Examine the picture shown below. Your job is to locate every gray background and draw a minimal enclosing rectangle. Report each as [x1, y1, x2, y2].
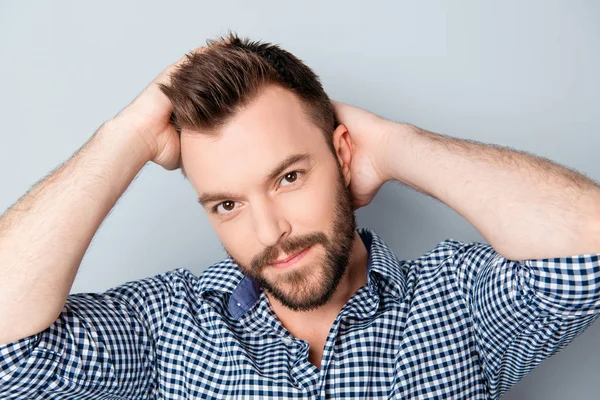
[1, 1, 598, 398]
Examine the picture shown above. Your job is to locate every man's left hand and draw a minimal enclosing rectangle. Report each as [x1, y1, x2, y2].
[331, 99, 407, 210]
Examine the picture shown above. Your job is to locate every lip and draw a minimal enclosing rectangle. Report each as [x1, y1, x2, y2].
[271, 246, 312, 269]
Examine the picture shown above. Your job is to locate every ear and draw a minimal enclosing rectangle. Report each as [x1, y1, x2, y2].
[332, 124, 353, 187]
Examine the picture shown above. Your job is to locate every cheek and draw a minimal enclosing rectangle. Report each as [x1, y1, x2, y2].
[280, 179, 337, 229]
[210, 220, 253, 264]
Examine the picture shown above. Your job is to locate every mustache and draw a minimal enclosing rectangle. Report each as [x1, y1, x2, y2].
[251, 231, 328, 270]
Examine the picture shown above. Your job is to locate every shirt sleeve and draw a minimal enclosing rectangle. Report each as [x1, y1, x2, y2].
[443, 239, 600, 400]
[0, 271, 175, 399]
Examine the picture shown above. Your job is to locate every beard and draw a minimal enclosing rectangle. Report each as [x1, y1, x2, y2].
[226, 162, 357, 312]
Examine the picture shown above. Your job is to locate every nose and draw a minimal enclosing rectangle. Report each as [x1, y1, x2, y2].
[251, 197, 291, 249]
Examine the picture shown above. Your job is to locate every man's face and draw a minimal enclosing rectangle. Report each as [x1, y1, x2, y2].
[181, 85, 357, 312]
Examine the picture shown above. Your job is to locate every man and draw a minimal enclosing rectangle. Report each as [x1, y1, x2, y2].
[0, 32, 598, 399]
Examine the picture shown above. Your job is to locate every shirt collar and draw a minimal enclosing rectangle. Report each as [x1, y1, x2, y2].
[199, 228, 407, 319]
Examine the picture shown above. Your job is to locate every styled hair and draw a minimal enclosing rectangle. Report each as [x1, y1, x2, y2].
[158, 31, 338, 178]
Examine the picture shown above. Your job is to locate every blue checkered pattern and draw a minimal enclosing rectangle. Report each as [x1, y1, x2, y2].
[1, 228, 598, 399]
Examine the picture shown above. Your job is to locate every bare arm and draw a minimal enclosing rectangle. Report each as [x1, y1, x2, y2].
[383, 123, 600, 261]
[0, 56, 186, 345]
[330, 99, 600, 261]
[0, 123, 152, 344]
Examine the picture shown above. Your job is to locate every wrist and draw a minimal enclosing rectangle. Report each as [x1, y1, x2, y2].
[378, 120, 418, 183]
[100, 117, 156, 164]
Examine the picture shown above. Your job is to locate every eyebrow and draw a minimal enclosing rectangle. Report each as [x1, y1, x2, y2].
[197, 153, 312, 207]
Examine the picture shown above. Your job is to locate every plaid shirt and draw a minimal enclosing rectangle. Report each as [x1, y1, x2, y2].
[1, 228, 599, 399]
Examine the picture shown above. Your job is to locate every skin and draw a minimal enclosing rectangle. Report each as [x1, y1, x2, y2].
[7, 41, 595, 366]
[181, 86, 370, 317]
[77, 43, 600, 371]
[115, 52, 394, 364]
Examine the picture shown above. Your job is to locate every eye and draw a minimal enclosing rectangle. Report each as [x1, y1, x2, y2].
[280, 170, 304, 186]
[211, 170, 306, 217]
[212, 200, 238, 215]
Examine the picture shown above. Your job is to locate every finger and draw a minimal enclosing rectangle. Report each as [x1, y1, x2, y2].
[152, 56, 189, 87]
[153, 46, 209, 87]
[331, 99, 354, 124]
[330, 99, 343, 115]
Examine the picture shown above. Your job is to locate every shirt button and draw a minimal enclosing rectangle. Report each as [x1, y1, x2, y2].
[282, 338, 293, 345]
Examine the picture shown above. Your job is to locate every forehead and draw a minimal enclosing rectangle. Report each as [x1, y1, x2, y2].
[181, 85, 327, 192]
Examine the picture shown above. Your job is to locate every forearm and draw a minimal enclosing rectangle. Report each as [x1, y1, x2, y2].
[0, 120, 151, 344]
[384, 123, 600, 261]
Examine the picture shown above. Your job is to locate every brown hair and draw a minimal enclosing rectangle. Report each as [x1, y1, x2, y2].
[158, 31, 338, 178]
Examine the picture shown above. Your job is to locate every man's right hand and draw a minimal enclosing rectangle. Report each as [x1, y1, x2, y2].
[112, 55, 190, 171]
[0, 49, 205, 345]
